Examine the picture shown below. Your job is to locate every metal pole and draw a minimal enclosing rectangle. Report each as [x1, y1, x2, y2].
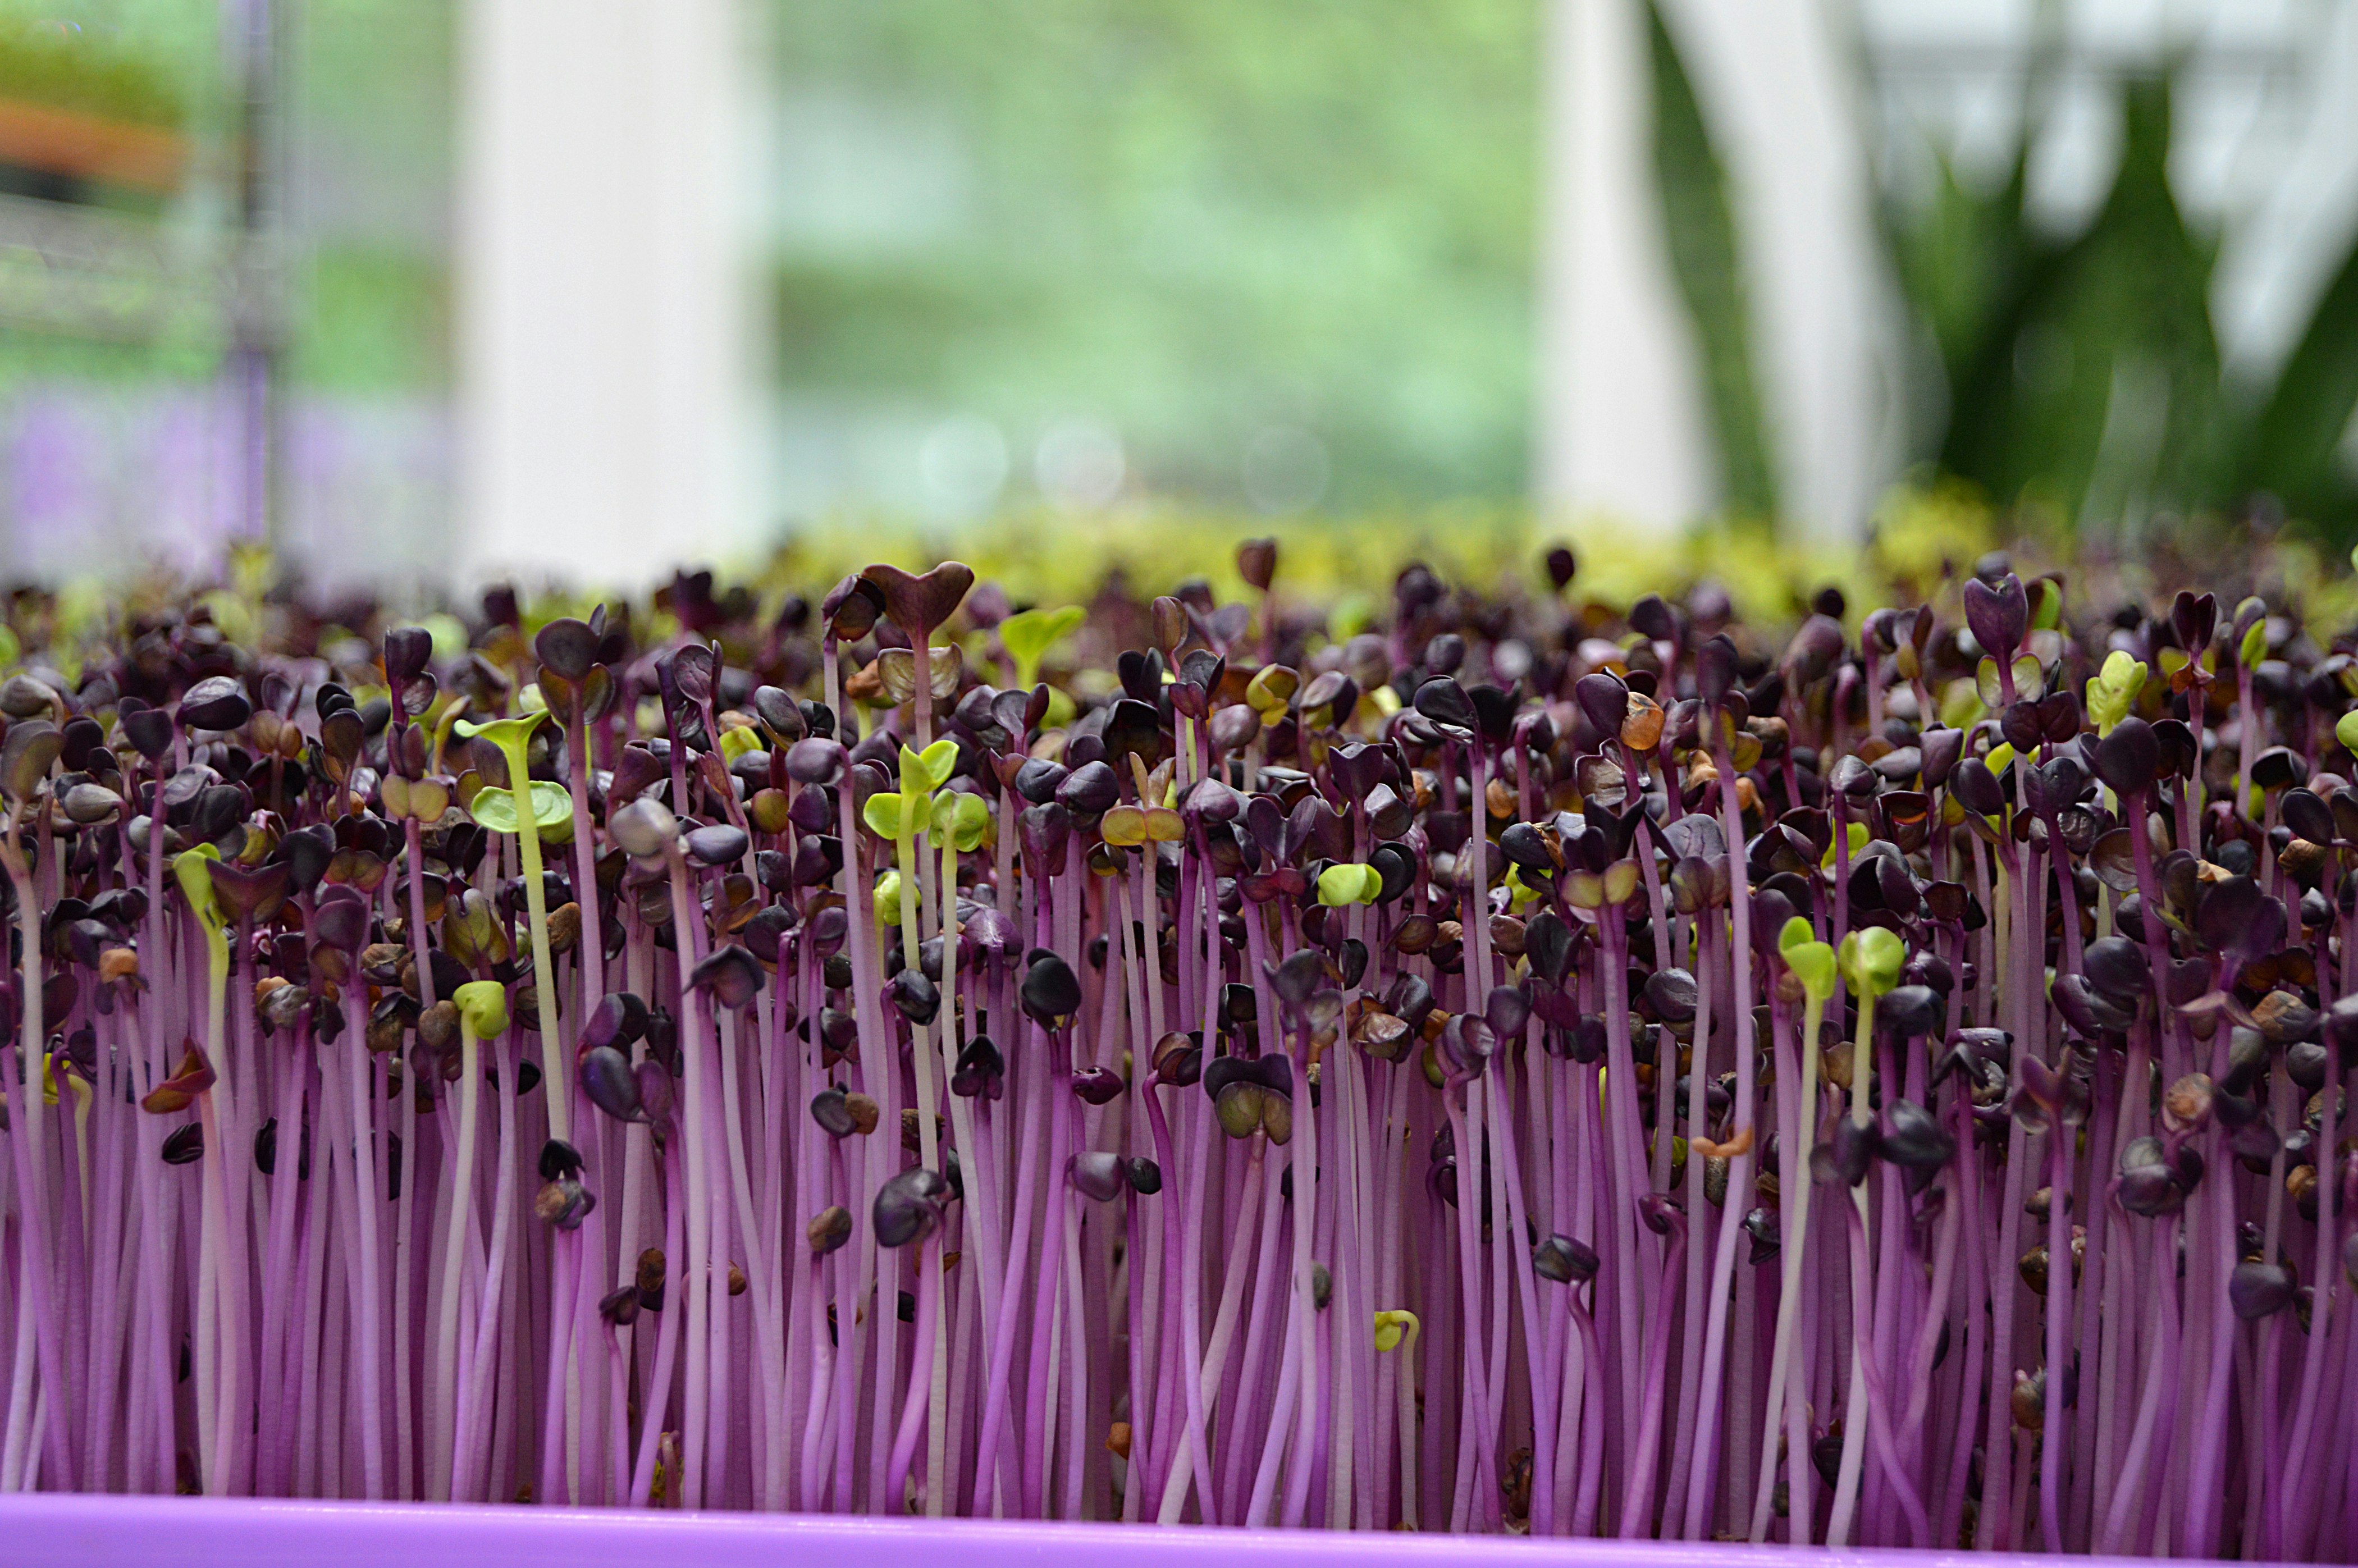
[225, 0, 286, 558]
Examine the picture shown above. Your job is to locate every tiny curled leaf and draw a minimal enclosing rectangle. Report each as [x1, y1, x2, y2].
[934, 790, 991, 853]
[999, 606, 1085, 686]
[172, 847, 226, 941]
[1373, 1309, 1418, 1354]
[1777, 915, 1815, 958]
[1784, 940, 1836, 1004]
[453, 711, 547, 753]
[1839, 926, 1905, 1000]
[899, 739, 958, 796]
[1318, 862, 1383, 907]
[2100, 649, 2146, 696]
[1779, 917, 1841, 1004]
[454, 980, 510, 1039]
[2087, 651, 2147, 735]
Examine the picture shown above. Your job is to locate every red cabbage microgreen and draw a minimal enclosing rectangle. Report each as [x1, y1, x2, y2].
[0, 551, 2343, 1557]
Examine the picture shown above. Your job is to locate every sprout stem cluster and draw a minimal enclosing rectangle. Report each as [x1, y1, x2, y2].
[0, 551, 2347, 1555]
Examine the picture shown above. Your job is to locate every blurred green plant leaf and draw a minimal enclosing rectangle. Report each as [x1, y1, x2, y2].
[2238, 230, 2358, 543]
[1884, 146, 2035, 401]
[769, 0, 1539, 511]
[1646, 0, 1777, 520]
[999, 605, 1084, 690]
[1935, 77, 2226, 527]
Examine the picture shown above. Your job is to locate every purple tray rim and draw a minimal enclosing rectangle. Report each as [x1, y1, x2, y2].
[0, 1493, 2268, 1568]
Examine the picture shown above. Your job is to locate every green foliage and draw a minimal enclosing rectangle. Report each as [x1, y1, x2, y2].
[1643, 0, 1776, 519]
[290, 249, 452, 394]
[933, 789, 991, 852]
[1317, 861, 1382, 907]
[768, 0, 1538, 509]
[466, 781, 572, 837]
[1777, 916, 1834, 1002]
[1940, 80, 2226, 528]
[1837, 925, 1903, 999]
[1885, 149, 2036, 401]
[2084, 651, 2146, 735]
[0, 0, 453, 400]
[453, 979, 510, 1039]
[897, 739, 958, 797]
[285, 1, 455, 395]
[171, 844, 223, 938]
[1885, 71, 2358, 547]
[0, 7, 191, 127]
[864, 788, 929, 842]
[997, 605, 1083, 688]
[2241, 235, 2358, 539]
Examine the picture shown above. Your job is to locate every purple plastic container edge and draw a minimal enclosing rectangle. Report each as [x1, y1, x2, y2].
[0, 1493, 2240, 1568]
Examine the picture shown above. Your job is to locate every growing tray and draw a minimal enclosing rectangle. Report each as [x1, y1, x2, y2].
[0, 1493, 2222, 1568]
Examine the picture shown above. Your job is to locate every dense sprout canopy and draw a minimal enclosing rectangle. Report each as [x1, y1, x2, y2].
[0, 543, 2351, 1557]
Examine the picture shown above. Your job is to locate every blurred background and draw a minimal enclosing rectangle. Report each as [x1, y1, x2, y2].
[0, 0, 2350, 591]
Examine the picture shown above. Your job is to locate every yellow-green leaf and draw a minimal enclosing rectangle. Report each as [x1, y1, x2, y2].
[1937, 678, 1985, 731]
[864, 789, 927, 842]
[898, 739, 958, 797]
[2099, 649, 2146, 697]
[1819, 820, 1872, 872]
[934, 789, 991, 852]
[1788, 941, 1837, 1002]
[2010, 653, 2045, 702]
[999, 605, 1085, 689]
[172, 845, 225, 939]
[1778, 915, 1816, 958]
[453, 711, 548, 752]
[2087, 652, 2147, 735]
[1975, 656, 2003, 709]
[719, 724, 764, 763]
[1246, 665, 1299, 716]
[1317, 862, 1383, 907]
[454, 980, 510, 1039]
[2028, 578, 2063, 632]
[1838, 926, 1904, 999]
[468, 781, 572, 836]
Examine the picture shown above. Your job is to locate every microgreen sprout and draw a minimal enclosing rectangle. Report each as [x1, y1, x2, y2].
[0, 551, 2342, 1557]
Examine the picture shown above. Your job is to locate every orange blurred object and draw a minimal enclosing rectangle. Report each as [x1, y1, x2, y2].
[0, 96, 184, 194]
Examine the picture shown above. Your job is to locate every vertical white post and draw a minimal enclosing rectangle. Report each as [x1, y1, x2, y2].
[1536, 0, 1717, 536]
[1660, 0, 1892, 546]
[2215, 0, 2358, 389]
[1537, 0, 1892, 544]
[456, 0, 758, 587]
